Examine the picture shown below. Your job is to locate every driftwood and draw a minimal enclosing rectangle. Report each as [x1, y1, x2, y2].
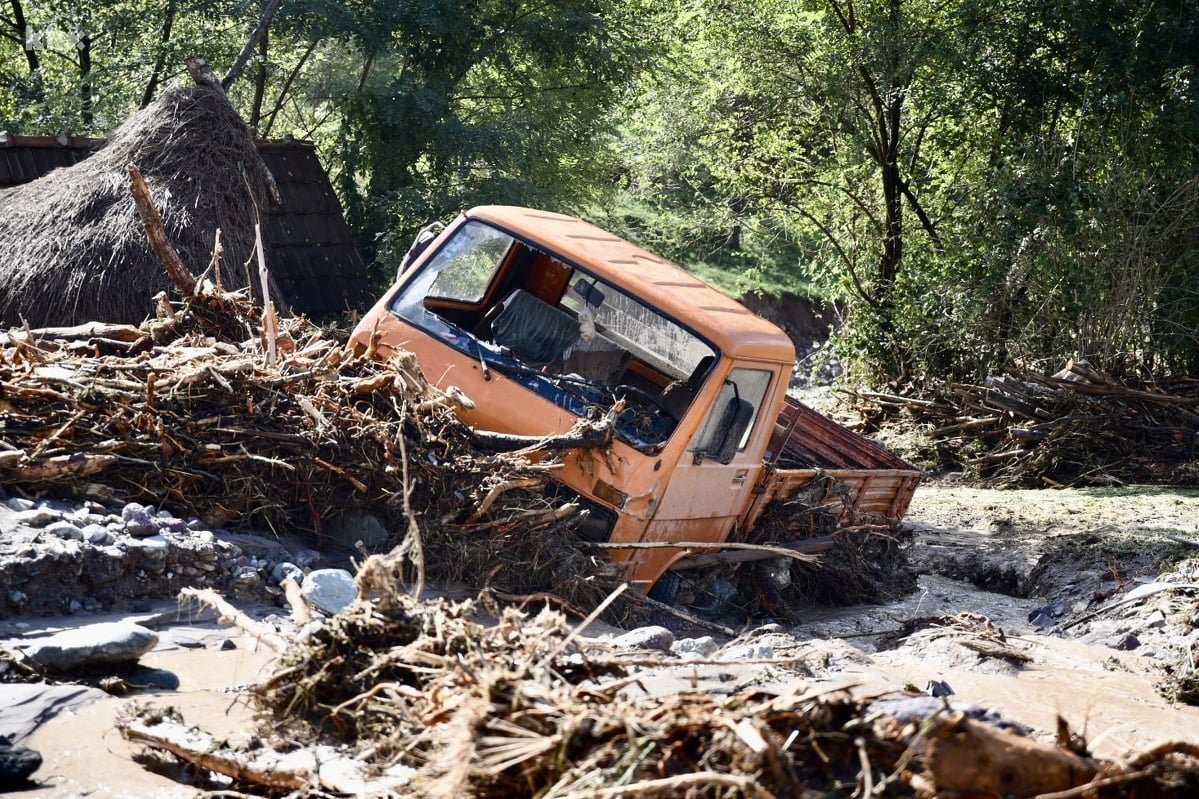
[114, 586, 1199, 799]
[180, 587, 288, 653]
[471, 419, 614, 453]
[593, 538, 823, 566]
[126, 163, 196, 297]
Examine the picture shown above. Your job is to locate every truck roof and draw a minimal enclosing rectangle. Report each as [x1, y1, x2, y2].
[467, 206, 797, 364]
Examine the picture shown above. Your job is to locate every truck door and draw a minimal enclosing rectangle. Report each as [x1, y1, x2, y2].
[645, 365, 777, 548]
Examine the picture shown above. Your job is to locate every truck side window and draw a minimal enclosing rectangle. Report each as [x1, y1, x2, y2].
[691, 368, 772, 456]
[425, 223, 512, 303]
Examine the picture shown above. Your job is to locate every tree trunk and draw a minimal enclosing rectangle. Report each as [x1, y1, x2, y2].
[249, 28, 268, 133]
[222, 0, 286, 90]
[8, 0, 39, 72]
[141, 0, 178, 108]
[78, 34, 93, 127]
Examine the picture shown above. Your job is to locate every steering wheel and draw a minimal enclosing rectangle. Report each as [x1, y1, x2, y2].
[612, 384, 673, 418]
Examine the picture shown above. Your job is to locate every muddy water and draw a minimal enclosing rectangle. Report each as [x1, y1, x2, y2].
[11, 480, 1199, 794]
[17, 628, 275, 797]
[800, 583, 1199, 758]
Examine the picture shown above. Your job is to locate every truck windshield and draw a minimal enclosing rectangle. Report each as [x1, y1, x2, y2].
[389, 220, 719, 452]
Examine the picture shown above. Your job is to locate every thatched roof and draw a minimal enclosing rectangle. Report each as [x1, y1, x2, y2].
[0, 84, 277, 328]
[0, 133, 373, 322]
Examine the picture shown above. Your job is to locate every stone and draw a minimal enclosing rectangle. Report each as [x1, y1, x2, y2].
[81, 524, 112, 545]
[722, 642, 774, 660]
[270, 561, 303, 585]
[1104, 632, 1140, 651]
[21, 622, 159, 671]
[4, 497, 35, 512]
[291, 549, 322, 568]
[228, 566, 264, 596]
[12, 507, 61, 527]
[925, 679, 955, 698]
[121, 503, 158, 538]
[301, 568, 358, 615]
[44, 521, 83, 540]
[126, 536, 169, 575]
[671, 636, 720, 658]
[157, 517, 189, 535]
[0, 739, 42, 789]
[1141, 610, 1167, 629]
[219, 638, 237, 651]
[1028, 601, 1068, 629]
[132, 668, 180, 691]
[612, 625, 675, 652]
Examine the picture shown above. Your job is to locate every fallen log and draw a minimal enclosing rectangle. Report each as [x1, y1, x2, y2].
[471, 420, 613, 453]
[926, 713, 1098, 797]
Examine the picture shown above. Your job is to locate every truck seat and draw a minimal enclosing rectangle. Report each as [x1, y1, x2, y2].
[491, 289, 581, 365]
[659, 355, 714, 419]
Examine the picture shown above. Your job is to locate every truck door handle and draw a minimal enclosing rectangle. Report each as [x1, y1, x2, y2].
[732, 470, 748, 485]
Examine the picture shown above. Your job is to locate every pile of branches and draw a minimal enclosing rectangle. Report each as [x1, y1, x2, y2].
[0, 275, 627, 613]
[853, 361, 1199, 487]
[116, 580, 1199, 798]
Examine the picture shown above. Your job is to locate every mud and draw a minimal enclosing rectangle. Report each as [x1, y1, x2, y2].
[2, 478, 1198, 794]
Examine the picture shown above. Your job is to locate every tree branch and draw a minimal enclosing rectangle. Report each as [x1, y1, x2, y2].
[221, 0, 286, 90]
[899, 178, 944, 252]
[260, 38, 317, 138]
[126, 163, 197, 297]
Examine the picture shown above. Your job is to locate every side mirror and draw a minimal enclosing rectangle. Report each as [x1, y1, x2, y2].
[699, 396, 754, 464]
[396, 221, 444, 279]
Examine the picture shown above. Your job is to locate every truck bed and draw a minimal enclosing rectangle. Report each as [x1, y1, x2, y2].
[743, 396, 922, 531]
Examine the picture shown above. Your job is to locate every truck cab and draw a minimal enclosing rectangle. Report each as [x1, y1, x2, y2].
[350, 206, 920, 594]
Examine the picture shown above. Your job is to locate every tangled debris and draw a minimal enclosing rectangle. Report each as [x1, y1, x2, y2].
[852, 361, 1199, 487]
[0, 258, 634, 616]
[114, 577, 1199, 799]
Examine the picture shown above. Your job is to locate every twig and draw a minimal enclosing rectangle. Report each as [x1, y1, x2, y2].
[180, 587, 288, 653]
[1031, 769, 1154, 799]
[550, 772, 775, 799]
[466, 477, 543, 524]
[535, 583, 629, 672]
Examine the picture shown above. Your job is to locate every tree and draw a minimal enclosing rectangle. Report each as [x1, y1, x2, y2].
[610, 0, 1199, 382]
[271, 0, 643, 272]
[1, 0, 649, 291]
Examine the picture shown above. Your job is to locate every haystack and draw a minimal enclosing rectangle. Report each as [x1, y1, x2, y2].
[0, 83, 273, 328]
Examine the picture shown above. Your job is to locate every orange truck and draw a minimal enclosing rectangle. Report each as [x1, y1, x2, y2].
[350, 206, 921, 598]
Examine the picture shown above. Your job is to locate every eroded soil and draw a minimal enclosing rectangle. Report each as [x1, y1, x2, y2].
[4, 479, 1199, 795]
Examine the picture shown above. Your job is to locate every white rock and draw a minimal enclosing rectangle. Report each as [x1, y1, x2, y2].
[670, 636, 720, 658]
[301, 569, 357, 615]
[612, 626, 675, 652]
[21, 622, 159, 671]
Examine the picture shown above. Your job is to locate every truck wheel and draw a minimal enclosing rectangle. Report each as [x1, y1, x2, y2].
[647, 571, 680, 605]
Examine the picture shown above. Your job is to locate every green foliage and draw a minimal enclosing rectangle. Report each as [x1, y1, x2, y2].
[270, 0, 644, 281]
[3, 0, 646, 290]
[608, 0, 1199, 384]
[4, 0, 1199, 385]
